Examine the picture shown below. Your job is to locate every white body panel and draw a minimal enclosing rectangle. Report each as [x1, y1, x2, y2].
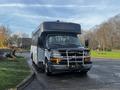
[31, 45, 45, 65]
[38, 47, 45, 63]
[31, 45, 37, 64]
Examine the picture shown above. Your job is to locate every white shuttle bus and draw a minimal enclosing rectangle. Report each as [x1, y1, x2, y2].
[31, 21, 92, 75]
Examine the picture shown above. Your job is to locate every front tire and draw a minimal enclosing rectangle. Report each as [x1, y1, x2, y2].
[45, 63, 52, 76]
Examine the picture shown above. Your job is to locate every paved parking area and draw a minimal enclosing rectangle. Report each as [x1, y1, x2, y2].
[23, 57, 120, 90]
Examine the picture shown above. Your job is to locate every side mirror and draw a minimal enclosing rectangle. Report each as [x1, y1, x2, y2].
[85, 39, 89, 48]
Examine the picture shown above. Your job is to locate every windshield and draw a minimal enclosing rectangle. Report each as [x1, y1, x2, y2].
[46, 34, 82, 49]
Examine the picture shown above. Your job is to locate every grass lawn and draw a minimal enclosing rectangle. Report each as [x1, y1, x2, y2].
[0, 56, 30, 90]
[91, 50, 120, 59]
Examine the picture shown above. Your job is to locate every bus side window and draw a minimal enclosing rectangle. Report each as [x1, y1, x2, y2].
[38, 37, 44, 48]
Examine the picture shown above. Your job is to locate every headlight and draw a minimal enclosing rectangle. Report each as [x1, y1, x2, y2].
[51, 50, 62, 58]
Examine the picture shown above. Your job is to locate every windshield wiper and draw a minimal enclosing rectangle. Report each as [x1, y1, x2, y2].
[49, 43, 66, 47]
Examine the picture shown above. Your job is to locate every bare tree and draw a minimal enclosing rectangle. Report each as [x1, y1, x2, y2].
[81, 14, 120, 50]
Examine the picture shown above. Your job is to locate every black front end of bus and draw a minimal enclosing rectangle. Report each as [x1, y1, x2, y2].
[45, 48, 92, 75]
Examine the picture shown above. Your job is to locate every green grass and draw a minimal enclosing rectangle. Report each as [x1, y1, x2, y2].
[91, 50, 120, 59]
[0, 57, 30, 90]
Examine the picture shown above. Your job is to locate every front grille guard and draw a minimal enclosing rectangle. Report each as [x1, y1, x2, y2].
[60, 51, 85, 67]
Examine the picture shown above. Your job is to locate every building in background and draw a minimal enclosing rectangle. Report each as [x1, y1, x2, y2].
[18, 38, 32, 49]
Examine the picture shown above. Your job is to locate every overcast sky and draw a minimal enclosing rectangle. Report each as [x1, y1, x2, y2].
[0, 0, 120, 37]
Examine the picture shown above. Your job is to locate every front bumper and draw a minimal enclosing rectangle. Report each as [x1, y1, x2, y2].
[49, 62, 92, 72]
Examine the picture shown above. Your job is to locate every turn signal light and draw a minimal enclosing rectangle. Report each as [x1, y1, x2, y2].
[50, 57, 62, 64]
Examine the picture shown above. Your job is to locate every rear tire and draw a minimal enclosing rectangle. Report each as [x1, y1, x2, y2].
[31, 53, 33, 60]
[38, 62, 45, 73]
[31, 53, 34, 64]
[31, 59, 40, 72]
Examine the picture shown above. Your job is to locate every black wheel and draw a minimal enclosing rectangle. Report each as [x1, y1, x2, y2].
[45, 63, 52, 76]
[33, 62, 44, 73]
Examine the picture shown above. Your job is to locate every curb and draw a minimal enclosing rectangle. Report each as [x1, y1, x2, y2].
[16, 57, 35, 90]
[16, 72, 35, 90]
